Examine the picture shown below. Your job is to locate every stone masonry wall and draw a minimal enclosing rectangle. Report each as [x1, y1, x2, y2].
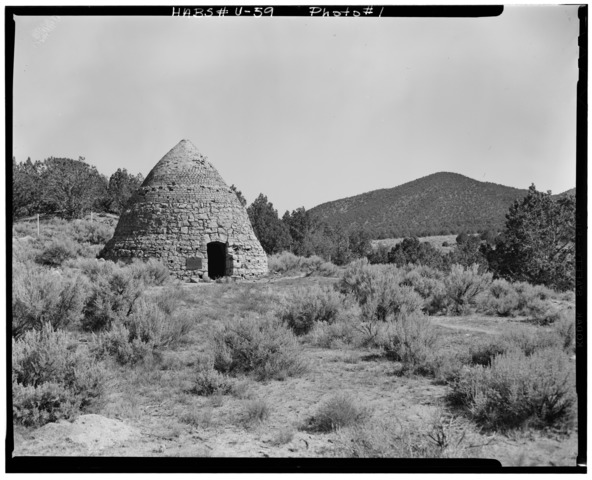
[100, 140, 268, 281]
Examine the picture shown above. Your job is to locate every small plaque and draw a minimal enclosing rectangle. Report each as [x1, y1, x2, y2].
[186, 257, 202, 270]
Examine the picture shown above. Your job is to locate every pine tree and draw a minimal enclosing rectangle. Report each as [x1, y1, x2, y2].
[487, 185, 575, 291]
[108, 168, 144, 214]
[246, 194, 292, 255]
[12, 157, 43, 219]
[40, 157, 109, 218]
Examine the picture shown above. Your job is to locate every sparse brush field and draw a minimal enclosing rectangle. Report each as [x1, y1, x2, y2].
[373, 235, 458, 254]
[12, 220, 578, 465]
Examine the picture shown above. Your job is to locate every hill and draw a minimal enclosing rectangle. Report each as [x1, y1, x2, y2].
[309, 172, 531, 238]
[555, 188, 576, 198]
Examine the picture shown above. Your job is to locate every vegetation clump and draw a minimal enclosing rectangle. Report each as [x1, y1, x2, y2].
[280, 285, 344, 335]
[449, 348, 575, 431]
[383, 314, 439, 375]
[13, 324, 106, 427]
[93, 297, 193, 365]
[337, 259, 423, 322]
[12, 261, 87, 338]
[212, 314, 307, 381]
[304, 394, 370, 432]
[444, 264, 492, 315]
[192, 357, 234, 396]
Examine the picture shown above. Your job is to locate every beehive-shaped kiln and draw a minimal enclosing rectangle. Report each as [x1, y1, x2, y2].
[100, 139, 268, 281]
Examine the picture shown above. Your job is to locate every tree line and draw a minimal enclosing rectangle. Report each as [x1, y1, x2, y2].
[245, 192, 372, 266]
[12, 157, 144, 219]
[12, 157, 575, 291]
[244, 186, 575, 292]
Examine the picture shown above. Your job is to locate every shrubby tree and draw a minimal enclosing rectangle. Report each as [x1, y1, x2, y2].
[40, 157, 109, 218]
[281, 207, 366, 262]
[247, 194, 292, 255]
[387, 237, 445, 269]
[107, 168, 144, 214]
[13, 156, 110, 219]
[347, 226, 373, 260]
[479, 229, 498, 245]
[283, 207, 317, 256]
[12, 157, 43, 219]
[325, 224, 353, 265]
[485, 185, 575, 291]
[447, 234, 488, 269]
[455, 232, 469, 245]
[367, 244, 390, 264]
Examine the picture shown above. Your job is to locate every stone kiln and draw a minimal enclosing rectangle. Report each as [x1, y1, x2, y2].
[100, 139, 268, 281]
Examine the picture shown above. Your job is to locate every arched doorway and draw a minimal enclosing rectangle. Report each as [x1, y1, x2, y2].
[207, 241, 227, 279]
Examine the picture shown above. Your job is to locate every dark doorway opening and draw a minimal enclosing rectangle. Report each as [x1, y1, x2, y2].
[207, 241, 227, 279]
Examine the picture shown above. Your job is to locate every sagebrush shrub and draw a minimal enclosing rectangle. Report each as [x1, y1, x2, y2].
[469, 327, 564, 366]
[307, 309, 361, 348]
[242, 398, 271, 425]
[212, 314, 307, 381]
[331, 415, 471, 458]
[484, 279, 521, 316]
[449, 348, 575, 431]
[553, 310, 576, 353]
[82, 266, 145, 331]
[192, 357, 234, 396]
[12, 324, 105, 426]
[93, 322, 152, 365]
[12, 261, 88, 337]
[13, 221, 37, 237]
[469, 340, 508, 367]
[36, 236, 80, 266]
[431, 350, 472, 384]
[65, 257, 115, 281]
[522, 303, 566, 326]
[267, 251, 302, 273]
[337, 259, 390, 305]
[129, 258, 170, 286]
[93, 298, 193, 365]
[281, 285, 344, 335]
[512, 281, 564, 323]
[402, 267, 448, 315]
[13, 236, 43, 263]
[267, 252, 339, 277]
[13, 381, 79, 427]
[353, 319, 397, 350]
[271, 428, 295, 446]
[305, 394, 370, 432]
[338, 260, 422, 321]
[125, 298, 193, 349]
[383, 314, 439, 374]
[499, 328, 563, 356]
[445, 264, 493, 315]
[362, 280, 423, 322]
[70, 219, 114, 245]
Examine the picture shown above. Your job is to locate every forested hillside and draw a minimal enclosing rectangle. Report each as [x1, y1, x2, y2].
[310, 172, 531, 238]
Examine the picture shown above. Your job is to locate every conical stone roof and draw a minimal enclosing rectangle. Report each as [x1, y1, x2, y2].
[100, 139, 268, 281]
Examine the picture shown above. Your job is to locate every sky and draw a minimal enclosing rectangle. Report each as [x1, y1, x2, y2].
[12, 6, 579, 215]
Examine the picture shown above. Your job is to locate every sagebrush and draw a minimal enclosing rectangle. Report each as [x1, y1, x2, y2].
[12, 324, 106, 426]
[212, 314, 307, 381]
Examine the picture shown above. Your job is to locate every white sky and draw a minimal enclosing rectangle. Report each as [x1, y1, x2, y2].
[12, 6, 579, 214]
